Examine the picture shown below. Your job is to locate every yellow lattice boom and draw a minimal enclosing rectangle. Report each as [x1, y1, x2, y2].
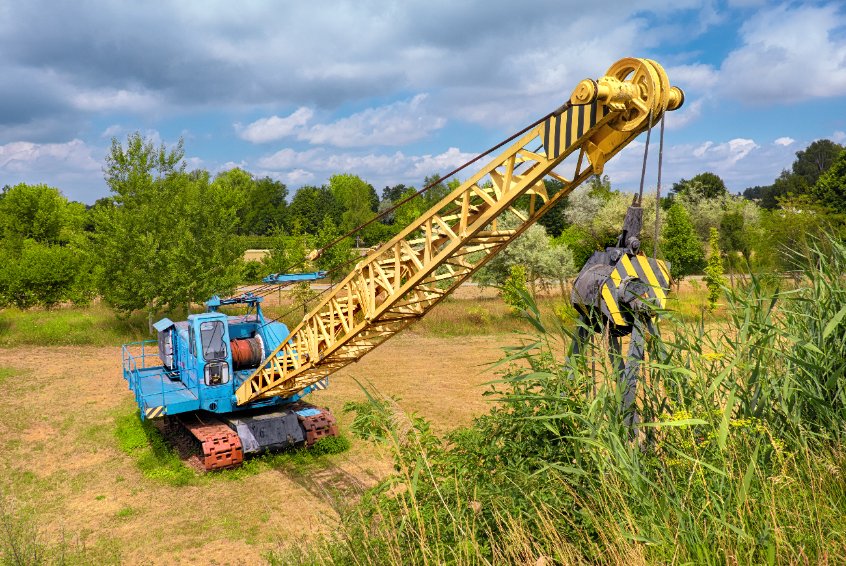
[235, 57, 684, 405]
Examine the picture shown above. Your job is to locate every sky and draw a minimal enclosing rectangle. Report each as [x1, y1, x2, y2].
[0, 0, 845, 204]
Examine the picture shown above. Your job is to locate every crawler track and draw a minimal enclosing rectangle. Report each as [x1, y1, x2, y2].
[177, 413, 244, 471]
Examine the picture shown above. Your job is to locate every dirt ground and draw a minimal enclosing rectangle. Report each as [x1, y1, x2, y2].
[0, 332, 509, 565]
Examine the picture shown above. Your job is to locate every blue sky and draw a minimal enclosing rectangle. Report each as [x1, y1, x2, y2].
[0, 0, 844, 204]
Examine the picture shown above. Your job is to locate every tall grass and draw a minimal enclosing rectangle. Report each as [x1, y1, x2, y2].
[270, 240, 846, 565]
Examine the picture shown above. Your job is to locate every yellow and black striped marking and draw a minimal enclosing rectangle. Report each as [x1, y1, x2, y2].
[145, 405, 166, 419]
[542, 102, 609, 160]
[313, 378, 329, 391]
[601, 254, 671, 328]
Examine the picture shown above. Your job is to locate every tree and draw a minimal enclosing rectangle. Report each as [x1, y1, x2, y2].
[313, 217, 356, 281]
[96, 133, 243, 320]
[0, 183, 94, 308]
[215, 169, 288, 236]
[474, 218, 576, 296]
[329, 174, 375, 234]
[422, 174, 451, 208]
[704, 227, 725, 311]
[381, 184, 408, 205]
[262, 227, 311, 275]
[671, 172, 728, 200]
[810, 148, 846, 213]
[719, 209, 747, 284]
[535, 178, 569, 237]
[741, 140, 843, 210]
[792, 139, 844, 187]
[661, 203, 704, 286]
[287, 185, 341, 234]
[392, 187, 427, 232]
[0, 183, 69, 247]
[0, 240, 91, 308]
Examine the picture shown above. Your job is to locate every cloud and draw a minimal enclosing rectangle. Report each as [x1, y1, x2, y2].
[236, 107, 314, 143]
[0, 1, 712, 138]
[254, 145, 476, 189]
[0, 139, 105, 201]
[603, 135, 796, 192]
[100, 124, 123, 138]
[774, 137, 795, 147]
[70, 87, 160, 112]
[719, 3, 846, 103]
[302, 94, 445, 147]
[241, 95, 446, 147]
[832, 131, 846, 144]
[0, 139, 100, 174]
[256, 148, 322, 170]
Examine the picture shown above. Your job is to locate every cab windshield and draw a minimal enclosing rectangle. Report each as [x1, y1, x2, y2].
[199, 321, 226, 361]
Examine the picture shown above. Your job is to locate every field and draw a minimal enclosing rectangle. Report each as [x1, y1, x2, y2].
[0, 286, 602, 564]
[6, 275, 836, 565]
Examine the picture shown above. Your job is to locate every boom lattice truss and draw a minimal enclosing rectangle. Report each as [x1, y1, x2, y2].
[235, 57, 684, 405]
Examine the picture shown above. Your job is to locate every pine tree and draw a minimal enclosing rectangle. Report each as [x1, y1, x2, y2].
[704, 227, 726, 312]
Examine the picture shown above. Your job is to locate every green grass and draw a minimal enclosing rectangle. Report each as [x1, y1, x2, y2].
[0, 277, 725, 349]
[0, 303, 150, 347]
[113, 407, 350, 487]
[0, 496, 123, 565]
[0, 367, 15, 385]
[270, 242, 846, 565]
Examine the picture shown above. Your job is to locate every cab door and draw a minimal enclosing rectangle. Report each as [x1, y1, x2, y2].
[195, 317, 234, 413]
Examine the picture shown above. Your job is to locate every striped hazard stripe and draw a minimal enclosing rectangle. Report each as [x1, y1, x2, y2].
[600, 254, 672, 328]
[542, 102, 610, 160]
[616, 253, 671, 308]
[312, 377, 329, 391]
[145, 405, 166, 419]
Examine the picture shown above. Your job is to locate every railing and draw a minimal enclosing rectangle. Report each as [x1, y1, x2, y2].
[122, 340, 166, 414]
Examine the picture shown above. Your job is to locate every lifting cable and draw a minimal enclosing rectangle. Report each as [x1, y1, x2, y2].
[635, 107, 667, 258]
[248, 102, 574, 325]
[637, 108, 654, 204]
[654, 112, 666, 258]
[307, 102, 573, 261]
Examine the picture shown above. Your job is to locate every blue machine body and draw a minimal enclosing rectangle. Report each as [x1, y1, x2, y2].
[122, 273, 328, 421]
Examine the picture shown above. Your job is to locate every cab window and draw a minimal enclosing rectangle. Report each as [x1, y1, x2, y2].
[200, 321, 226, 361]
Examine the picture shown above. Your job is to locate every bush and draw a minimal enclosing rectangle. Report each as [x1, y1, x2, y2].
[501, 265, 529, 312]
[0, 240, 92, 308]
[241, 259, 264, 283]
[271, 238, 846, 564]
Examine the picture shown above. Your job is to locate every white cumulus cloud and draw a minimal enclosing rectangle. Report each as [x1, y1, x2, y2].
[774, 137, 795, 147]
[302, 94, 445, 148]
[719, 3, 846, 103]
[254, 145, 476, 190]
[236, 107, 314, 143]
[71, 88, 161, 112]
[0, 139, 100, 173]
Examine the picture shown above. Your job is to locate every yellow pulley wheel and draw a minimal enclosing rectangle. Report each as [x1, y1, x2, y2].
[604, 57, 661, 132]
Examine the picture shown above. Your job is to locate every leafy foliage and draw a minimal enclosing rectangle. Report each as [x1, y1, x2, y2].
[329, 173, 376, 234]
[671, 171, 728, 200]
[95, 133, 244, 316]
[475, 216, 576, 295]
[661, 202, 704, 283]
[275, 240, 846, 565]
[501, 265, 529, 312]
[0, 183, 93, 308]
[704, 227, 725, 311]
[810, 147, 846, 213]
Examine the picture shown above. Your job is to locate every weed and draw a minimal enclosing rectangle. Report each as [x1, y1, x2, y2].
[114, 506, 135, 519]
[113, 407, 350, 486]
[0, 367, 15, 385]
[270, 239, 846, 565]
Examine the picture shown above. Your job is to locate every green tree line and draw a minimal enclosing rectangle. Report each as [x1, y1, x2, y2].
[1, 132, 844, 318]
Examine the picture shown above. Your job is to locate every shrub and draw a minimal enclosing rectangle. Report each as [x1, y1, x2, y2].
[501, 265, 529, 312]
[271, 238, 846, 564]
